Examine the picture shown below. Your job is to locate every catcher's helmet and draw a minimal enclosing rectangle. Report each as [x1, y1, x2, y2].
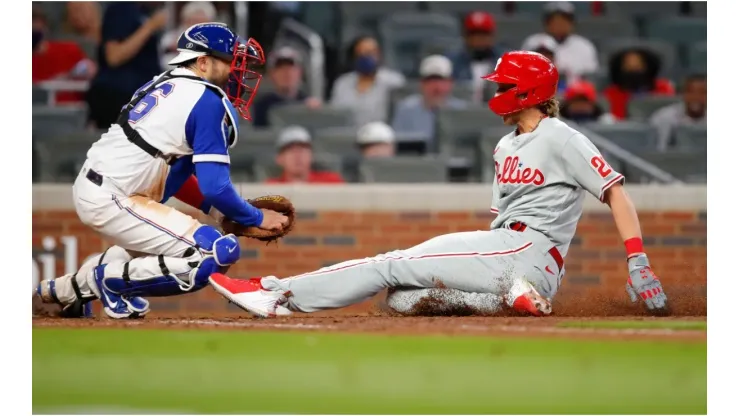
[483, 51, 559, 116]
[168, 22, 265, 120]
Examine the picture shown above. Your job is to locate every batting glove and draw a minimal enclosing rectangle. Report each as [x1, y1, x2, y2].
[626, 253, 668, 311]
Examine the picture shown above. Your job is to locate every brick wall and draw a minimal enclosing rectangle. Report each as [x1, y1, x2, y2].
[32, 209, 707, 313]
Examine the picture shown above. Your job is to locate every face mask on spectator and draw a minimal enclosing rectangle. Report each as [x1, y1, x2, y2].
[33, 30, 44, 50]
[567, 111, 596, 123]
[470, 47, 493, 61]
[618, 70, 651, 91]
[355, 55, 378, 75]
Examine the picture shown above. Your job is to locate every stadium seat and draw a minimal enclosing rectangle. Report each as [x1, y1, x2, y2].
[479, 126, 513, 183]
[580, 70, 610, 91]
[495, 15, 543, 50]
[584, 122, 658, 153]
[645, 18, 707, 46]
[437, 106, 503, 158]
[629, 150, 707, 183]
[627, 96, 681, 121]
[41, 131, 99, 182]
[313, 126, 361, 156]
[359, 156, 448, 183]
[269, 105, 355, 130]
[673, 123, 707, 150]
[228, 128, 280, 180]
[32, 87, 49, 105]
[427, 2, 505, 17]
[600, 39, 678, 77]
[691, 2, 707, 17]
[687, 41, 707, 73]
[301, 2, 341, 47]
[515, 1, 593, 16]
[379, 13, 461, 77]
[603, 1, 681, 19]
[339, 2, 419, 37]
[576, 17, 638, 47]
[32, 106, 88, 137]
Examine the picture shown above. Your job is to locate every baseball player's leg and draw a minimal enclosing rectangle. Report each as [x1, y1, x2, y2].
[385, 287, 505, 316]
[39, 181, 240, 318]
[261, 229, 550, 313]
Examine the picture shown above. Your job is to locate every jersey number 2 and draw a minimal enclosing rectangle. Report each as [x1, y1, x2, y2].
[590, 156, 613, 178]
[129, 82, 175, 124]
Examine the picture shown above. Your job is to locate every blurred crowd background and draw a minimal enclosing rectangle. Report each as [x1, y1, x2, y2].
[32, 1, 707, 185]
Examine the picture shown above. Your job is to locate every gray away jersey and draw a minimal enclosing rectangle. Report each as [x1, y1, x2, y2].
[490, 117, 624, 257]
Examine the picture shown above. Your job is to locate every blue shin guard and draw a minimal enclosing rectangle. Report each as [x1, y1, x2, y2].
[99, 226, 240, 300]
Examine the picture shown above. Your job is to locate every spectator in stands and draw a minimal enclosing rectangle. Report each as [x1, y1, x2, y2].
[253, 46, 321, 127]
[265, 126, 345, 184]
[86, 2, 167, 129]
[650, 74, 707, 151]
[603, 48, 675, 120]
[391, 55, 467, 151]
[160, 2, 216, 68]
[559, 80, 615, 124]
[357, 122, 396, 158]
[330, 35, 406, 126]
[522, 35, 568, 93]
[522, 2, 599, 84]
[33, 8, 96, 104]
[447, 11, 506, 95]
[64, 2, 101, 44]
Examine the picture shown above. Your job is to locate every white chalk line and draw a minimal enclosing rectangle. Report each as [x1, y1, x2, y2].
[33, 318, 704, 337]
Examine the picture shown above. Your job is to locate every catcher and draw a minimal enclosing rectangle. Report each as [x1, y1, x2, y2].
[34, 23, 295, 319]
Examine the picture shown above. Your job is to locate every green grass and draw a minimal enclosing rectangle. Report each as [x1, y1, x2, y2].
[557, 320, 707, 331]
[33, 328, 706, 414]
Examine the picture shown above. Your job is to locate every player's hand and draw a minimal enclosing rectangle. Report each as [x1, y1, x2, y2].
[145, 9, 169, 32]
[625, 254, 668, 312]
[259, 209, 289, 232]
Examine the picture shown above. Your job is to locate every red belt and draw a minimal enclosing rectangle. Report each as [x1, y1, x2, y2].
[509, 222, 564, 272]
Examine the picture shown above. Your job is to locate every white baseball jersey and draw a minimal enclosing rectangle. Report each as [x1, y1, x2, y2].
[490, 117, 624, 257]
[85, 68, 240, 202]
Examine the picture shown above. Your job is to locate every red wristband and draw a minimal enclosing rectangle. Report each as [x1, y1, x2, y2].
[624, 237, 644, 258]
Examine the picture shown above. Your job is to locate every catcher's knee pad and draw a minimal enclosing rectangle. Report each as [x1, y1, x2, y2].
[193, 225, 240, 266]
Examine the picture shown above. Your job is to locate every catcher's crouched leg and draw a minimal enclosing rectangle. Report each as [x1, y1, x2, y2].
[98, 225, 240, 301]
[386, 287, 506, 316]
[35, 225, 240, 319]
[34, 248, 123, 318]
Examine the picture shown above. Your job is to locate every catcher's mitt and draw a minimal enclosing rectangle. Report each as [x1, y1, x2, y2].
[220, 195, 296, 244]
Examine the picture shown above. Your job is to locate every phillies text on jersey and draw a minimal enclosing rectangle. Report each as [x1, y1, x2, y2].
[490, 117, 624, 258]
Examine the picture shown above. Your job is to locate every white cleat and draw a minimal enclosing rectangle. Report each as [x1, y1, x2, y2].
[209, 273, 292, 318]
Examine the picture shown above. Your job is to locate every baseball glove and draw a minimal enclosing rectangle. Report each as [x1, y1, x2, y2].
[220, 195, 296, 244]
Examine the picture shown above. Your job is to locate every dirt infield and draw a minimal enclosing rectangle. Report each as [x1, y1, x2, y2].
[33, 289, 706, 342]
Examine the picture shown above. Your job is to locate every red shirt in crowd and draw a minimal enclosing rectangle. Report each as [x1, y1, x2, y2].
[32, 41, 87, 103]
[265, 171, 346, 184]
[603, 79, 675, 120]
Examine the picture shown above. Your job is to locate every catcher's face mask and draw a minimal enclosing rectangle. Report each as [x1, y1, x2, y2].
[226, 37, 265, 121]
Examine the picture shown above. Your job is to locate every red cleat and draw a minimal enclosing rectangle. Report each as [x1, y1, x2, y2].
[209, 273, 292, 318]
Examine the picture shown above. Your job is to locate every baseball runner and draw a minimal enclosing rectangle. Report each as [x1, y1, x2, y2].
[34, 23, 295, 319]
[209, 51, 668, 317]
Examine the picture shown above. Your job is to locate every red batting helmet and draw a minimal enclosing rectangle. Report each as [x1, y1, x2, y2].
[483, 51, 559, 116]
